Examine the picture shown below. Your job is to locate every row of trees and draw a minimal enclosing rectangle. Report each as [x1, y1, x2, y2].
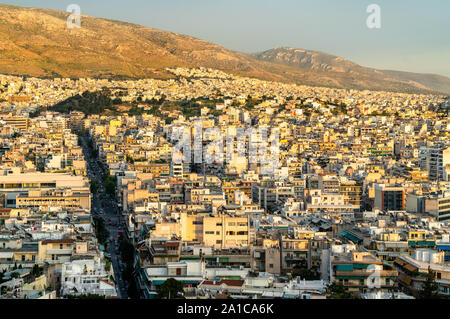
[119, 240, 139, 298]
[102, 174, 117, 197]
[93, 216, 109, 246]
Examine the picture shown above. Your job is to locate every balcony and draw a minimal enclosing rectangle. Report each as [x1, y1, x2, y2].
[46, 249, 73, 255]
[284, 256, 307, 262]
[335, 270, 398, 278]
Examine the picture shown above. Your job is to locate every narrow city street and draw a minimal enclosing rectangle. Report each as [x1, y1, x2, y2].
[79, 133, 129, 299]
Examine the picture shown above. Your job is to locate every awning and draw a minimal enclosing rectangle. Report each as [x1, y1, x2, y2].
[340, 231, 362, 243]
[404, 264, 418, 273]
[408, 241, 435, 247]
[394, 258, 406, 267]
[336, 264, 354, 271]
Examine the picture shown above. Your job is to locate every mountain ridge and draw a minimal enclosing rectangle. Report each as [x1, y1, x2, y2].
[0, 4, 449, 95]
[249, 47, 450, 94]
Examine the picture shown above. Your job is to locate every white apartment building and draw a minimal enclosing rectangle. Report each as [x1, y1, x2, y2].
[61, 259, 117, 297]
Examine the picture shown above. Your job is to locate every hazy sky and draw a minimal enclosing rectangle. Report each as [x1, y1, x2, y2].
[2, 0, 450, 77]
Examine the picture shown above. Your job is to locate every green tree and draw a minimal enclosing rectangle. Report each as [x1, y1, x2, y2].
[50, 90, 116, 115]
[156, 278, 185, 299]
[291, 259, 320, 280]
[31, 264, 42, 277]
[294, 268, 320, 280]
[103, 174, 117, 197]
[93, 216, 109, 245]
[119, 240, 135, 264]
[418, 267, 440, 299]
[105, 260, 111, 272]
[10, 272, 20, 279]
[165, 117, 175, 124]
[90, 180, 99, 194]
[326, 282, 354, 299]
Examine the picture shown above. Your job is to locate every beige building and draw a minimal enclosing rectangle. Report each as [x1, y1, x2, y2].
[38, 239, 75, 264]
[153, 212, 251, 249]
[16, 190, 91, 211]
[0, 173, 90, 210]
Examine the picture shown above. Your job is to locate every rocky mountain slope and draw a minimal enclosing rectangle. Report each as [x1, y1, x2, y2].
[0, 4, 449, 94]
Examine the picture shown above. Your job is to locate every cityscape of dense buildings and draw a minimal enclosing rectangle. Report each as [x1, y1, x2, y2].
[0, 67, 449, 300]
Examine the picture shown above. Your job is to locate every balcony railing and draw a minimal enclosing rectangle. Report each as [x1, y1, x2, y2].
[46, 249, 73, 255]
[336, 270, 398, 277]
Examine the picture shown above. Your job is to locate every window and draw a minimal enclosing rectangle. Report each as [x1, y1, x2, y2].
[41, 183, 56, 188]
[60, 244, 63, 249]
[269, 264, 274, 269]
[176, 268, 181, 276]
[6, 183, 22, 189]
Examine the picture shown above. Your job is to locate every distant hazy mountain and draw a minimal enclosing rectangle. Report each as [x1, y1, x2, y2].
[0, 4, 449, 94]
[250, 47, 366, 73]
[249, 47, 450, 94]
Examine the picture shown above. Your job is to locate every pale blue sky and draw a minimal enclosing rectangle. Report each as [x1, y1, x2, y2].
[2, 0, 450, 76]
